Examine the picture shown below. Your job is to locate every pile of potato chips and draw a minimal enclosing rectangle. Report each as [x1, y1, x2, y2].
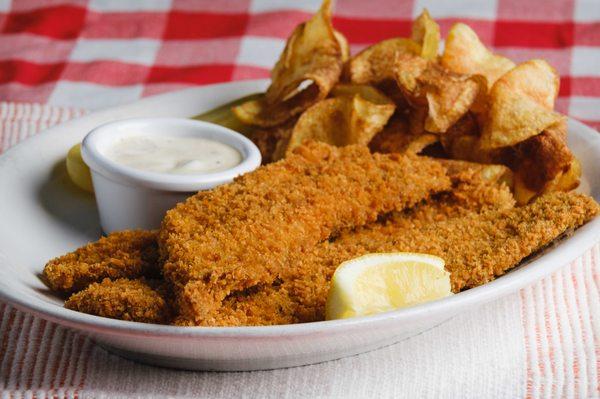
[221, 1, 579, 204]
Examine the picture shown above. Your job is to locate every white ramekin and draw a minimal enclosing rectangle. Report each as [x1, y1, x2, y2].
[81, 117, 261, 233]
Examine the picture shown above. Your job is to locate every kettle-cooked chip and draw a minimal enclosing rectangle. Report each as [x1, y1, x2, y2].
[335, 30, 350, 62]
[395, 53, 485, 134]
[411, 9, 440, 60]
[285, 94, 395, 155]
[550, 157, 581, 193]
[232, 0, 342, 127]
[441, 23, 515, 89]
[330, 83, 394, 105]
[441, 113, 480, 157]
[480, 59, 564, 149]
[439, 113, 499, 163]
[507, 121, 578, 204]
[369, 114, 439, 154]
[247, 118, 297, 163]
[345, 38, 421, 85]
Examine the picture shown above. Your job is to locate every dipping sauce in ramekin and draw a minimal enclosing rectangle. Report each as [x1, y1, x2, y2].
[105, 135, 243, 175]
[81, 118, 261, 233]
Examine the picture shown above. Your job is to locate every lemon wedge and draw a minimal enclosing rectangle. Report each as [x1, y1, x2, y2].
[66, 143, 93, 192]
[325, 253, 452, 320]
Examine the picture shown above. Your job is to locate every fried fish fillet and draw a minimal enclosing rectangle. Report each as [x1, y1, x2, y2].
[175, 162, 514, 326]
[65, 278, 172, 324]
[160, 142, 450, 324]
[43, 230, 159, 293]
[177, 192, 598, 326]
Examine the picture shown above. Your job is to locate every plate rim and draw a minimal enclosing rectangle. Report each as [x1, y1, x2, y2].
[0, 79, 599, 339]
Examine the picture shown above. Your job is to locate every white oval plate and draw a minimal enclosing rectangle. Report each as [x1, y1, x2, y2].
[0, 80, 598, 371]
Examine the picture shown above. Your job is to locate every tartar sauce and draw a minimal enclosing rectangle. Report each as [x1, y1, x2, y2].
[105, 135, 242, 175]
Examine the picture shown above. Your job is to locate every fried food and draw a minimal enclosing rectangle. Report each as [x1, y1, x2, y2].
[45, 5, 597, 329]
[441, 23, 515, 89]
[43, 230, 160, 293]
[395, 53, 486, 134]
[411, 9, 440, 60]
[392, 160, 515, 229]
[343, 9, 436, 85]
[369, 113, 439, 154]
[174, 161, 516, 326]
[284, 93, 395, 156]
[506, 121, 577, 204]
[337, 192, 599, 291]
[344, 38, 420, 86]
[441, 114, 579, 204]
[232, 0, 342, 127]
[480, 59, 564, 149]
[161, 142, 451, 325]
[246, 118, 298, 163]
[191, 192, 597, 326]
[65, 278, 172, 324]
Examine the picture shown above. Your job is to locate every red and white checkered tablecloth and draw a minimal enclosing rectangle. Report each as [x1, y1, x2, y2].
[0, 1, 599, 398]
[0, 0, 599, 129]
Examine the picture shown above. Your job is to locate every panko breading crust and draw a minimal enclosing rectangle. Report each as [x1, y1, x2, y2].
[43, 230, 159, 293]
[177, 192, 598, 326]
[175, 161, 514, 326]
[65, 278, 172, 324]
[160, 142, 450, 324]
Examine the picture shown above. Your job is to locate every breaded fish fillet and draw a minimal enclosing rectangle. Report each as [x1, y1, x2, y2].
[160, 142, 450, 324]
[176, 161, 513, 326]
[389, 160, 515, 229]
[43, 230, 159, 293]
[65, 278, 172, 324]
[174, 163, 514, 326]
[177, 192, 598, 326]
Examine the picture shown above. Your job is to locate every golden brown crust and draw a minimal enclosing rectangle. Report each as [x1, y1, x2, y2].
[369, 113, 439, 155]
[43, 230, 160, 293]
[504, 122, 573, 192]
[343, 192, 598, 291]
[174, 164, 514, 326]
[160, 141, 450, 325]
[65, 278, 172, 324]
[177, 192, 598, 326]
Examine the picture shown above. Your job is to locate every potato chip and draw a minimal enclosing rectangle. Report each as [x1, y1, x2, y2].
[407, 106, 428, 135]
[478, 164, 514, 188]
[441, 23, 515, 89]
[232, 0, 342, 127]
[550, 157, 581, 192]
[480, 59, 564, 149]
[334, 30, 350, 62]
[285, 94, 395, 155]
[345, 38, 421, 85]
[248, 119, 297, 163]
[394, 53, 429, 100]
[330, 83, 394, 105]
[369, 113, 438, 154]
[395, 53, 485, 133]
[440, 113, 478, 156]
[506, 121, 577, 204]
[512, 175, 539, 205]
[411, 9, 440, 60]
[440, 159, 513, 188]
[375, 79, 411, 108]
[514, 156, 582, 204]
